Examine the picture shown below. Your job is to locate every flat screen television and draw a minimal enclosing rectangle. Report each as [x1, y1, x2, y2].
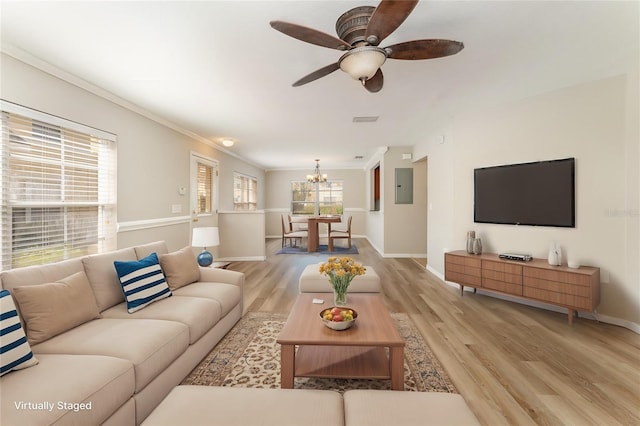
[474, 157, 575, 227]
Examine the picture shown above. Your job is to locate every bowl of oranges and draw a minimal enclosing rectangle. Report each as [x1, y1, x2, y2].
[320, 307, 358, 330]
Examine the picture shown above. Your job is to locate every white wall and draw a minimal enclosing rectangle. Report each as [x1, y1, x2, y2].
[218, 211, 265, 261]
[382, 147, 428, 257]
[1, 53, 266, 252]
[417, 74, 640, 328]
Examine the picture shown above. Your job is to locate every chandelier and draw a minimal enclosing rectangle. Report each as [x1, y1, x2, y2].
[306, 159, 328, 183]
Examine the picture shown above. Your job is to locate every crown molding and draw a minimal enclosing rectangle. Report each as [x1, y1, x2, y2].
[1, 44, 265, 171]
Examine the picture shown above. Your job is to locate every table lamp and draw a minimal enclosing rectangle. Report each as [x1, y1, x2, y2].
[191, 227, 220, 267]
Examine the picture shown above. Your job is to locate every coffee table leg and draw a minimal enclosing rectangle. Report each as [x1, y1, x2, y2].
[390, 346, 404, 391]
[280, 344, 295, 389]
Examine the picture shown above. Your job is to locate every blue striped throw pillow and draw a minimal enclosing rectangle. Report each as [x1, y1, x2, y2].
[114, 252, 172, 313]
[1, 289, 39, 376]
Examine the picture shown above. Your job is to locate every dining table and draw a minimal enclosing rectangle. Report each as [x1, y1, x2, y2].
[306, 215, 341, 252]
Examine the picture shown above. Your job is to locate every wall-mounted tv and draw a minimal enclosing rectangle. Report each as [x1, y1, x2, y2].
[474, 157, 575, 227]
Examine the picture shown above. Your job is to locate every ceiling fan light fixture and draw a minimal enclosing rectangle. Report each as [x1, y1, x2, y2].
[338, 46, 387, 82]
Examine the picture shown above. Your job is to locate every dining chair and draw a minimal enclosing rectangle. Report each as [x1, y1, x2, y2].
[328, 215, 352, 251]
[288, 215, 309, 231]
[281, 215, 308, 248]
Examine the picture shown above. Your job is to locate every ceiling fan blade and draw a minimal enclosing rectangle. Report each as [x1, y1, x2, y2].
[386, 39, 464, 60]
[364, 0, 419, 46]
[364, 68, 384, 93]
[292, 62, 340, 87]
[270, 21, 350, 50]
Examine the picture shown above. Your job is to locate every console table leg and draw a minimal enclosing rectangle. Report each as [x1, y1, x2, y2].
[567, 309, 576, 325]
[280, 344, 295, 388]
[460, 285, 464, 296]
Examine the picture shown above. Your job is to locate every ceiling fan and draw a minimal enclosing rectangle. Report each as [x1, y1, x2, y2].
[269, 0, 464, 93]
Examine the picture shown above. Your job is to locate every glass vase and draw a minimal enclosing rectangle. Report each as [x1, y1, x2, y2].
[333, 288, 347, 307]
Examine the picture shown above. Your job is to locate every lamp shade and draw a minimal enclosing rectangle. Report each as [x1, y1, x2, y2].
[338, 46, 387, 81]
[192, 227, 220, 248]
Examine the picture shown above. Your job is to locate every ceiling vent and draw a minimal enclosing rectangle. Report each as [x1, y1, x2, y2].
[352, 116, 379, 123]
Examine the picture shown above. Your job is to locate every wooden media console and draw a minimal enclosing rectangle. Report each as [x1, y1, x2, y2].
[444, 250, 600, 324]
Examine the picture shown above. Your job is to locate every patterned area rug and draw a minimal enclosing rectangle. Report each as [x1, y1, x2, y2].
[276, 244, 359, 255]
[183, 312, 456, 393]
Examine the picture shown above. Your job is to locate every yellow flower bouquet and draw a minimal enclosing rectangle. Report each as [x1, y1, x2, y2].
[319, 256, 366, 306]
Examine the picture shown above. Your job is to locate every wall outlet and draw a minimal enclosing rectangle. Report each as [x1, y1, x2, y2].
[171, 204, 182, 213]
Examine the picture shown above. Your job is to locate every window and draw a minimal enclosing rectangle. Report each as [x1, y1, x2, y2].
[291, 181, 343, 216]
[1, 101, 117, 270]
[196, 161, 214, 214]
[233, 172, 257, 211]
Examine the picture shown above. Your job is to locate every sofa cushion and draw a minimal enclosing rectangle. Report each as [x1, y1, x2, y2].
[159, 246, 201, 290]
[0, 257, 84, 292]
[31, 318, 189, 392]
[343, 390, 480, 426]
[0, 289, 38, 376]
[83, 247, 138, 312]
[172, 282, 241, 317]
[135, 241, 169, 259]
[11, 271, 101, 345]
[0, 354, 135, 426]
[101, 296, 221, 344]
[114, 253, 172, 313]
[141, 386, 345, 426]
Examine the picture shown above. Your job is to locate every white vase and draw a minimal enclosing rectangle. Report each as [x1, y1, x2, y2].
[556, 245, 562, 266]
[548, 242, 559, 266]
[466, 231, 476, 254]
[472, 238, 483, 255]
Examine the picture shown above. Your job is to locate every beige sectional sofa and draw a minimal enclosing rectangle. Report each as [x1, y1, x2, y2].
[0, 241, 244, 426]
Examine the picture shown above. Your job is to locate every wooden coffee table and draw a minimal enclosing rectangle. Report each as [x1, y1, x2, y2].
[277, 293, 405, 390]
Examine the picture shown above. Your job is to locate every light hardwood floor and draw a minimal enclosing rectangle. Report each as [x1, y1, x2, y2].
[227, 238, 640, 425]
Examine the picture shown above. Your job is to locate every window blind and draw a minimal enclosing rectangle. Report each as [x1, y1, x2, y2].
[196, 162, 213, 214]
[1, 102, 117, 270]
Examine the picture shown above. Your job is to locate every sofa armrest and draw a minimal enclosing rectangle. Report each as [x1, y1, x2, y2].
[198, 267, 244, 290]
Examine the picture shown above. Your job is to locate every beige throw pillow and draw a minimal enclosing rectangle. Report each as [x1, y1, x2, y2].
[159, 246, 201, 291]
[12, 271, 101, 345]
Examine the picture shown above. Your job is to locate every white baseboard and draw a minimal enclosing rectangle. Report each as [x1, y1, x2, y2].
[381, 252, 428, 258]
[365, 237, 384, 257]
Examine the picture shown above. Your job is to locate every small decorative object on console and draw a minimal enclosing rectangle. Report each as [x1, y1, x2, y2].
[466, 231, 476, 254]
[472, 237, 483, 255]
[319, 256, 366, 306]
[547, 241, 562, 266]
[499, 253, 533, 261]
[320, 306, 358, 330]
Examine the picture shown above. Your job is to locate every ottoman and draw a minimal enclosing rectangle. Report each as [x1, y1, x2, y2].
[343, 390, 481, 426]
[299, 263, 381, 293]
[142, 386, 344, 426]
